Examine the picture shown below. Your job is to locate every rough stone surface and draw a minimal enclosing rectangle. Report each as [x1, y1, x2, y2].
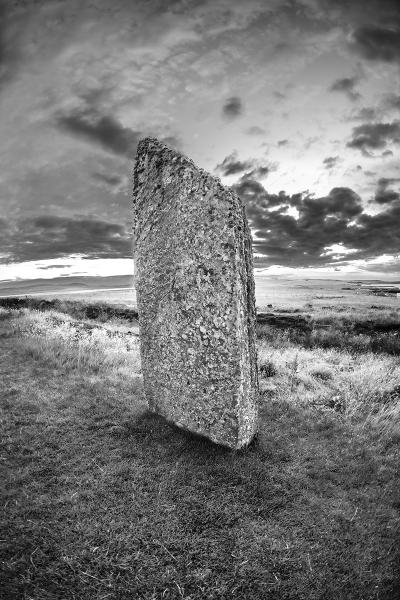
[132, 138, 259, 449]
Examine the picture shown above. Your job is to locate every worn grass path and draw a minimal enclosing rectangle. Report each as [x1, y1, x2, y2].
[1, 312, 399, 599]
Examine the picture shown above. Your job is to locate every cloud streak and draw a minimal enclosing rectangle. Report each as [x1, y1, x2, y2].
[57, 108, 142, 158]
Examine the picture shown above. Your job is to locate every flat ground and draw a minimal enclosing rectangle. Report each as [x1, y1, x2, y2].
[1, 302, 400, 599]
[1, 274, 399, 311]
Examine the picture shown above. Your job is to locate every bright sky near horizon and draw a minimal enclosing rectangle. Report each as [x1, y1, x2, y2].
[0, 0, 399, 282]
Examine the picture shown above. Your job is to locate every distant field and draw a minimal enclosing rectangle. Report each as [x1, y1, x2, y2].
[1, 274, 399, 311]
[254, 276, 399, 311]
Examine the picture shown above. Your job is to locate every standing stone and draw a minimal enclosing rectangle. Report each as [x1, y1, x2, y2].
[132, 138, 259, 449]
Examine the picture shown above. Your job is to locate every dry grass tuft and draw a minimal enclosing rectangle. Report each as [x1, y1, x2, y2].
[10, 308, 141, 376]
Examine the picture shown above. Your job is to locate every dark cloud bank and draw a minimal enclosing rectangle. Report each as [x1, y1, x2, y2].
[233, 175, 400, 268]
[375, 178, 400, 204]
[3, 215, 131, 263]
[3, 175, 399, 270]
[351, 25, 400, 63]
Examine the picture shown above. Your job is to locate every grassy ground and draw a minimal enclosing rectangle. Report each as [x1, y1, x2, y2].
[1, 296, 400, 355]
[1, 307, 400, 599]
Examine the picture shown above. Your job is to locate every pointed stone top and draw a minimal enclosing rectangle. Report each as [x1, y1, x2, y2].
[136, 136, 169, 154]
[135, 137, 223, 190]
[136, 137, 190, 164]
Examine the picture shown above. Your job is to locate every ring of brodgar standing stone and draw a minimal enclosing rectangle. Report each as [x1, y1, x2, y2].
[132, 138, 259, 449]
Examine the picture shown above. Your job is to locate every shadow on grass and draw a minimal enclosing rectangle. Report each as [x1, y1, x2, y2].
[122, 408, 262, 459]
[114, 406, 303, 515]
[4, 388, 399, 599]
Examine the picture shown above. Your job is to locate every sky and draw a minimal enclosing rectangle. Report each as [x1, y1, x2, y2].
[0, 0, 399, 282]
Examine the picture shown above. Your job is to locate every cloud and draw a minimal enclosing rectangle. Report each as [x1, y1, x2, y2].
[215, 151, 275, 179]
[222, 96, 243, 119]
[160, 135, 181, 150]
[92, 172, 123, 187]
[323, 156, 339, 169]
[346, 121, 400, 155]
[315, 0, 400, 23]
[245, 125, 265, 135]
[0, 2, 5, 69]
[233, 181, 400, 268]
[385, 94, 400, 110]
[345, 204, 400, 258]
[233, 178, 291, 215]
[38, 264, 73, 270]
[56, 107, 142, 157]
[329, 77, 361, 101]
[348, 107, 377, 121]
[304, 136, 320, 149]
[300, 188, 364, 222]
[252, 183, 400, 267]
[245, 165, 273, 180]
[374, 178, 400, 204]
[277, 139, 288, 146]
[362, 260, 400, 274]
[350, 26, 400, 62]
[216, 152, 254, 176]
[3, 215, 131, 262]
[0, 1, 17, 88]
[251, 189, 364, 266]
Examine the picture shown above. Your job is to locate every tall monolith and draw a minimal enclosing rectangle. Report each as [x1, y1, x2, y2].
[132, 138, 259, 449]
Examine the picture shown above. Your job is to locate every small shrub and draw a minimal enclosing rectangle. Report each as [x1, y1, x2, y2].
[311, 368, 333, 381]
[12, 309, 141, 375]
[0, 308, 20, 321]
[326, 394, 345, 413]
[259, 360, 277, 378]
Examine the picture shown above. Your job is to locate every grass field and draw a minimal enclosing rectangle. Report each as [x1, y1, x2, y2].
[1, 301, 400, 599]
